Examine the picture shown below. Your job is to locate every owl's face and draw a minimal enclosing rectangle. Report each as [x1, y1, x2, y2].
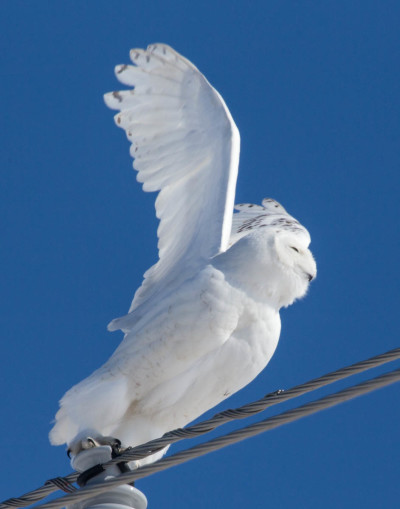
[273, 231, 317, 306]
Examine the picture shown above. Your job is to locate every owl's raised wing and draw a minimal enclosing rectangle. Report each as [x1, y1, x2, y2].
[104, 44, 240, 332]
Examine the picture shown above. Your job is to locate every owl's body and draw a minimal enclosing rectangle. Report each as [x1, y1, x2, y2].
[49, 45, 316, 463]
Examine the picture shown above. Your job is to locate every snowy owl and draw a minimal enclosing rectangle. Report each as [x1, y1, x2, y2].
[50, 44, 316, 464]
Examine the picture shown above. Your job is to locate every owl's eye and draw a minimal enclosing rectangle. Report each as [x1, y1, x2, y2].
[290, 246, 299, 253]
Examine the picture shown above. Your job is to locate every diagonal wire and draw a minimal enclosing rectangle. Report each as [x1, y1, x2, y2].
[32, 367, 400, 509]
[1, 346, 400, 509]
[104, 346, 400, 464]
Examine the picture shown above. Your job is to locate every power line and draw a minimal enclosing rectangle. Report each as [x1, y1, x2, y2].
[33, 367, 400, 509]
[1, 346, 400, 509]
[105, 346, 400, 465]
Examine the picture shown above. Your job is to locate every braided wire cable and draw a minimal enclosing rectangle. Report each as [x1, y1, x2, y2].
[1, 346, 399, 509]
[31, 367, 400, 509]
[103, 346, 400, 464]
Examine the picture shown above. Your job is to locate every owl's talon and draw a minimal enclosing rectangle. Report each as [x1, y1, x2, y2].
[68, 434, 124, 457]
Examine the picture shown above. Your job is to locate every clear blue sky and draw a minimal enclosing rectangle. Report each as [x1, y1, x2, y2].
[1, 1, 399, 507]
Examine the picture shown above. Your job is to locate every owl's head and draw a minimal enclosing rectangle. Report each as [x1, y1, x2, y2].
[228, 198, 316, 309]
[272, 229, 317, 307]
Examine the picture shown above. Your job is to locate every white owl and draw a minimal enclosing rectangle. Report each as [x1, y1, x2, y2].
[49, 44, 316, 464]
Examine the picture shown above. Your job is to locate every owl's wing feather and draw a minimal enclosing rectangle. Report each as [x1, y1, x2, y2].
[104, 44, 240, 331]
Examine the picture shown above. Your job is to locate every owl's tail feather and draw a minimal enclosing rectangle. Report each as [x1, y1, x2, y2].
[49, 374, 130, 447]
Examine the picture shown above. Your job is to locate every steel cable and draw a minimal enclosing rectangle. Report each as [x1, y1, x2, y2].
[1, 347, 400, 509]
[31, 367, 400, 509]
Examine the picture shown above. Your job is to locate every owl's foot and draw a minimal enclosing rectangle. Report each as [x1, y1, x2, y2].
[67, 435, 124, 459]
[67, 435, 134, 487]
